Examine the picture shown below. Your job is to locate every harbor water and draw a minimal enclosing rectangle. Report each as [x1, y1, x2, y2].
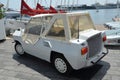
[76, 9, 120, 25]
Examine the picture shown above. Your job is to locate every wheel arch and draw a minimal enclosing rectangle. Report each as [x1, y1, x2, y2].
[14, 40, 25, 56]
[50, 51, 64, 62]
[14, 40, 21, 44]
[50, 51, 73, 68]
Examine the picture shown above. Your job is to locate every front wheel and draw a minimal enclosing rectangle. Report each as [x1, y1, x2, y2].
[15, 43, 25, 56]
[52, 55, 73, 75]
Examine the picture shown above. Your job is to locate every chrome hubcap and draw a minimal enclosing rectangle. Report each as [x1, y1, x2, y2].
[55, 58, 67, 73]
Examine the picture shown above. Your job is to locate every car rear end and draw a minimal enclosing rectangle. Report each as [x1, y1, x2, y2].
[84, 30, 108, 67]
[67, 12, 108, 69]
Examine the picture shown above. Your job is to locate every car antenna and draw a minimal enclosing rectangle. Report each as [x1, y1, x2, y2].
[77, 17, 80, 42]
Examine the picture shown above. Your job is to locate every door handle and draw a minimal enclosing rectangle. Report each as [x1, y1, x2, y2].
[43, 40, 52, 48]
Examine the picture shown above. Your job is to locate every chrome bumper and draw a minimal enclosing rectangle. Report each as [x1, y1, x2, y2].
[91, 52, 108, 64]
[86, 48, 108, 66]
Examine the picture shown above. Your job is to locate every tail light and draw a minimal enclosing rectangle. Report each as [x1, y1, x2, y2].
[103, 35, 107, 42]
[81, 47, 88, 55]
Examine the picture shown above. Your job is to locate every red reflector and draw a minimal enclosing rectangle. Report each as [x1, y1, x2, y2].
[81, 47, 88, 55]
[103, 36, 107, 42]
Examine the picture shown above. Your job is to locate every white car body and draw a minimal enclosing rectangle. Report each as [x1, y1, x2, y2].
[13, 12, 107, 74]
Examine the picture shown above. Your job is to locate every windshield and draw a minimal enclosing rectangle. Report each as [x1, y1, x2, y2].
[68, 14, 95, 39]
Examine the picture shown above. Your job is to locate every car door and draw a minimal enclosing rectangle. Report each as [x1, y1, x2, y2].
[23, 22, 51, 61]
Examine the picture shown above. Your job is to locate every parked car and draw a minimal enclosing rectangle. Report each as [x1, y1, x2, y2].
[13, 12, 108, 74]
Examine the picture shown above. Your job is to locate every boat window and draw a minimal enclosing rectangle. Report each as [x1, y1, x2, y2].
[68, 14, 95, 39]
[46, 18, 65, 40]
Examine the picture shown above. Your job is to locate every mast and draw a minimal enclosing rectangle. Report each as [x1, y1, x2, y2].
[67, 0, 70, 11]
[63, 0, 65, 10]
[76, 0, 78, 10]
[34, 0, 37, 8]
[105, 0, 107, 5]
[44, 0, 48, 8]
[117, 0, 119, 17]
[6, 0, 9, 11]
[95, 0, 99, 12]
[50, 0, 52, 6]
[60, 0, 63, 10]
[40, 0, 42, 3]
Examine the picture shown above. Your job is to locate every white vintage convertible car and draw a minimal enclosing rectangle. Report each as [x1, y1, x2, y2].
[13, 12, 108, 74]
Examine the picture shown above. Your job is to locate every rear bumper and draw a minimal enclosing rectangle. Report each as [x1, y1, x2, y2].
[86, 50, 108, 67]
[91, 52, 108, 64]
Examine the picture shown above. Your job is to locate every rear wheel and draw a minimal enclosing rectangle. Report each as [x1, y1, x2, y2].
[15, 43, 25, 56]
[52, 55, 72, 75]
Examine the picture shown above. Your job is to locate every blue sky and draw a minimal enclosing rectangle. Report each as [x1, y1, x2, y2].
[0, 0, 118, 10]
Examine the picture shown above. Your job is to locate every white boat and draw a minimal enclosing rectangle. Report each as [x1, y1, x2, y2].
[104, 21, 120, 29]
[104, 29, 120, 49]
[104, 0, 120, 30]
[3, 11, 30, 35]
[112, 16, 120, 21]
[104, 18, 120, 48]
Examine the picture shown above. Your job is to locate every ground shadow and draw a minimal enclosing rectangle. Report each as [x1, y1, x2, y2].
[68, 61, 110, 80]
[0, 39, 6, 43]
[13, 53, 110, 80]
[105, 45, 120, 50]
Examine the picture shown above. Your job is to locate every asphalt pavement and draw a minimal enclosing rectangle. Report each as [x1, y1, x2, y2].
[0, 39, 120, 80]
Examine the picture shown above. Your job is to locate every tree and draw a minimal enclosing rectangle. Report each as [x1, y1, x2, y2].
[0, 4, 4, 19]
